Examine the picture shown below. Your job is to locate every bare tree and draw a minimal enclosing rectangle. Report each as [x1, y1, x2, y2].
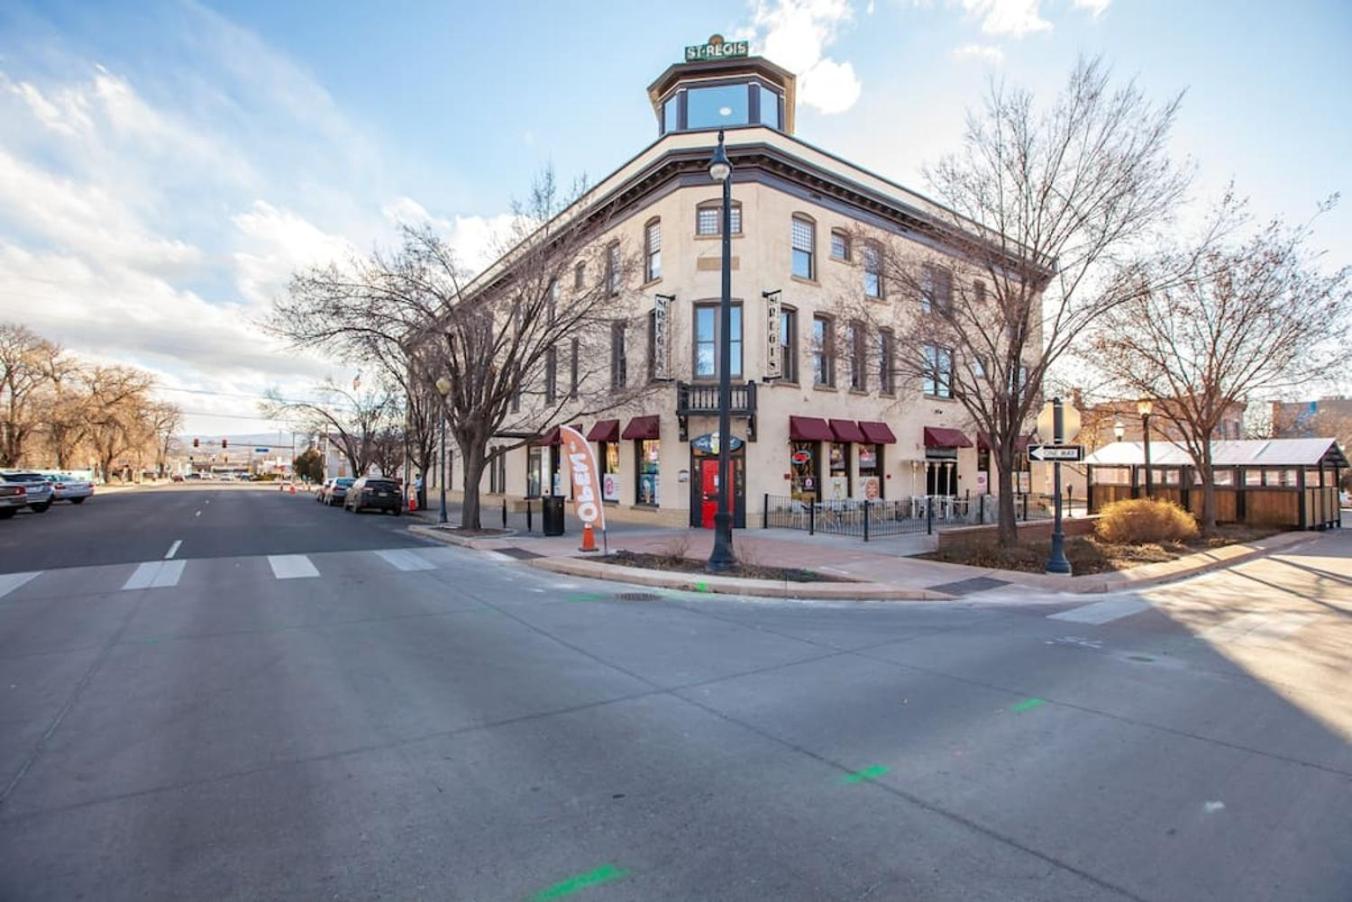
[833, 57, 1189, 546]
[0, 324, 62, 466]
[261, 379, 399, 478]
[146, 402, 184, 478]
[1089, 195, 1351, 531]
[82, 365, 156, 482]
[271, 170, 656, 528]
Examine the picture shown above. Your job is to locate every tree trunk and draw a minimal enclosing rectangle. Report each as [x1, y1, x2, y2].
[1198, 459, 1217, 535]
[995, 450, 1018, 547]
[458, 439, 486, 530]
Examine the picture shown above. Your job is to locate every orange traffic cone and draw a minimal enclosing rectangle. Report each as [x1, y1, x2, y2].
[408, 494, 418, 512]
[579, 522, 598, 553]
[289, 483, 296, 495]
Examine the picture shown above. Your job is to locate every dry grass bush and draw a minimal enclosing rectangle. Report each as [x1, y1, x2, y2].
[1095, 498, 1198, 545]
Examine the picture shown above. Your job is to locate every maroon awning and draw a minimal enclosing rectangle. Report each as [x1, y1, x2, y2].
[789, 416, 833, 442]
[587, 419, 620, 442]
[828, 419, 867, 443]
[924, 426, 973, 448]
[621, 415, 661, 440]
[977, 431, 1034, 451]
[532, 426, 561, 446]
[858, 421, 897, 444]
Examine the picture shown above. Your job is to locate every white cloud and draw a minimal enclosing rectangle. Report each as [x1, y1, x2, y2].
[1072, 0, 1111, 16]
[381, 195, 517, 276]
[231, 201, 357, 307]
[959, 0, 1052, 37]
[742, 0, 863, 115]
[951, 43, 1006, 64]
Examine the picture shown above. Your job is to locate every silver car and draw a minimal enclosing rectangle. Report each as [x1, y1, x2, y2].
[0, 471, 53, 513]
[43, 473, 94, 504]
[0, 482, 26, 519]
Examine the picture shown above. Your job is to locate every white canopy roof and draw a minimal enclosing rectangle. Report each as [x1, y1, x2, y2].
[1084, 438, 1348, 468]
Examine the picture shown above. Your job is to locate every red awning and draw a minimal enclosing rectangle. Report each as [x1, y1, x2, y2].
[924, 426, 973, 448]
[587, 419, 620, 442]
[621, 415, 661, 440]
[789, 416, 833, 442]
[532, 426, 561, 446]
[828, 419, 867, 443]
[977, 431, 1034, 451]
[858, 421, 897, 444]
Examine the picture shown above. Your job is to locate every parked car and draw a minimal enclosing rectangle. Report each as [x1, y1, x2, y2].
[344, 476, 401, 515]
[42, 472, 94, 504]
[171, 474, 185, 483]
[322, 477, 355, 507]
[0, 483, 25, 519]
[0, 471, 53, 512]
[185, 473, 202, 481]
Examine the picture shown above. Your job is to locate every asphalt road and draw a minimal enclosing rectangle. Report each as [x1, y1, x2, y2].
[0, 487, 1349, 900]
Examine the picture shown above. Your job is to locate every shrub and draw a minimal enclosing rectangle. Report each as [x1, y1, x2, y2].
[1095, 498, 1198, 545]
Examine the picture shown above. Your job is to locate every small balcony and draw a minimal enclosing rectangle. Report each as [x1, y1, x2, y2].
[676, 380, 757, 441]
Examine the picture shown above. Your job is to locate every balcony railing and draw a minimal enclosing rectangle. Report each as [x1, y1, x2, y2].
[676, 380, 757, 442]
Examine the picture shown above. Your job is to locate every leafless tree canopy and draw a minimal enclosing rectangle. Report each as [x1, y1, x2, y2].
[833, 57, 1189, 546]
[1088, 193, 1351, 530]
[269, 170, 656, 528]
[261, 379, 400, 479]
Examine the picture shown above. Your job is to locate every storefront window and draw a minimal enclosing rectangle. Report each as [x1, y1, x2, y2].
[636, 440, 660, 506]
[858, 444, 883, 499]
[789, 441, 818, 502]
[526, 447, 543, 498]
[601, 442, 620, 502]
[828, 442, 850, 500]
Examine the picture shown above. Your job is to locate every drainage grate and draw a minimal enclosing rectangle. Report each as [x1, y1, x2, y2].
[925, 576, 1011, 596]
[497, 547, 544, 560]
[615, 592, 661, 602]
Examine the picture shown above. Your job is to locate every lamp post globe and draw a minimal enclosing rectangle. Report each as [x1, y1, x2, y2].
[706, 130, 737, 574]
[435, 377, 451, 524]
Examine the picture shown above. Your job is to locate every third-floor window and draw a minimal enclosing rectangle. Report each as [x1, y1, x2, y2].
[644, 219, 662, 282]
[792, 216, 815, 280]
[696, 201, 742, 236]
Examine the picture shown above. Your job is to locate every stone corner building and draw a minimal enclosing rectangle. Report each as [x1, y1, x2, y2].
[454, 41, 1041, 529]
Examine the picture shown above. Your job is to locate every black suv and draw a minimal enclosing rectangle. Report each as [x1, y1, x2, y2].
[344, 476, 402, 515]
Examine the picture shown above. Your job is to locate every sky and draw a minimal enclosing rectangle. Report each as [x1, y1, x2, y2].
[1, 0, 1349, 438]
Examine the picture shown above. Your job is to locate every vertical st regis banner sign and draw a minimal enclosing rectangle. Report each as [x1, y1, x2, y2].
[559, 426, 606, 534]
[763, 290, 781, 380]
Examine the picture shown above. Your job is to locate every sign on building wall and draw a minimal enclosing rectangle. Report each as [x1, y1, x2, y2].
[763, 290, 781, 380]
[653, 293, 672, 381]
[685, 35, 749, 62]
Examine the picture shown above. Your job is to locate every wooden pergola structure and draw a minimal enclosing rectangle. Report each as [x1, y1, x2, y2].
[1085, 438, 1347, 530]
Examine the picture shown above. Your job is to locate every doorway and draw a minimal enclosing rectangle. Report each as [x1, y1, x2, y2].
[690, 453, 745, 528]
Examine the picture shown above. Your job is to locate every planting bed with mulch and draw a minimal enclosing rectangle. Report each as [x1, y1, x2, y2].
[596, 549, 853, 583]
[920, 525, 1281, 575]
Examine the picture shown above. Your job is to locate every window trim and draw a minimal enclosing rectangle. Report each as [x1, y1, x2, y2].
[812, 313, 835, 388]
[923, 344, 954, 399]
[862, 241, 884, 300]
[692, 301, 744, 382]
[791, 214, 816, 281]
[830, 229, 851, 262]
[779, 304, 799, 384]
[643, 217, 662, 283]
[695, 200, 743, 237]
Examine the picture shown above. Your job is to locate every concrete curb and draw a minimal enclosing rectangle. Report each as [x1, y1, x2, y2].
[523, 556, 954, 601]
[408, 524, 518, 548]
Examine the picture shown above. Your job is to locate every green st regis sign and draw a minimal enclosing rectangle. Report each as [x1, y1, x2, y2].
[685, 35, 749, 62]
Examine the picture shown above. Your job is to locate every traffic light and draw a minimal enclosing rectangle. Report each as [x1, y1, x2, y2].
[193, 437, 199, 448]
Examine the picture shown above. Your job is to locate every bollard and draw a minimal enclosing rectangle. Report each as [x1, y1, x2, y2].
[526, 499, 532, 533]
[808, 501, 815, 535]
[501, 498, 507, 529]
[863, 498, 870, 542]
[926, 497, 933, 535]
[762, 493, 769, 530]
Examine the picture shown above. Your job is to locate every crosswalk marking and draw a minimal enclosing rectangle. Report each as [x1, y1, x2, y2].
[1201, 612, 1314, 645]
[122, 560, 186, 591]
[1048, 597, 1149, 625]
[267, 554, 319, 580]
[374, 549, 436, 572]
[0, 571, 41, 599]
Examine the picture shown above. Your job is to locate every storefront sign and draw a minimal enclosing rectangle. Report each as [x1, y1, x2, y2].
[653, 293, 672, 381]
[691, 432, 744, 455]
[790, 449, 811, 465]
[602, 472, 620, 503]
[763, 290, 781, 380]
[559, 426, 606, 532]
[685, 35, 749, 62]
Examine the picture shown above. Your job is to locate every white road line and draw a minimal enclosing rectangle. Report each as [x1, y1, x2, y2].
[374, 549, 436, 572]
[165, 540, 182, 560]
[121, 560, 186, 591]
[0, 571, 40, 599]
[268, 554, 319, 580]
[1048, 597, 1150, 625]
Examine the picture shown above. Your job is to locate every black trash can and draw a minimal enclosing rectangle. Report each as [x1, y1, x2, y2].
[542, 495, 566, 536]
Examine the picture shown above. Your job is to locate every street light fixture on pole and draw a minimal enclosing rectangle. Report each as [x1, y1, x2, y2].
[1137, 398, 1154, 499]
[436, 376, 452, 525]
[1113, 420, 1125, 442]
[706, 130, 736, 574]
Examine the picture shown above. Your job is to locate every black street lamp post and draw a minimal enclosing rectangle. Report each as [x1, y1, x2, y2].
[707, 130, 736, 573]
[1138, 398, 1154, 499]
[436, 376, 451, 525]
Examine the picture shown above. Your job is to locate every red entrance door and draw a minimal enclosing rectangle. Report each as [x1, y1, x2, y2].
[700, 459, 720, 528]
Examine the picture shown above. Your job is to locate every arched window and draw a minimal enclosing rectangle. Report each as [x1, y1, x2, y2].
[644, 218, 661, 282]
[696, 200, 743, 236]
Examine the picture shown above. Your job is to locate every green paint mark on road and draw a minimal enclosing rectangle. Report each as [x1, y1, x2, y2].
[842, 764, 889, 784]
[532, 864, 628, 900]
[565, 593, 608, 603]
[1011, 697, 1046, 713]
[1127, 655, 1155, 662]
[694, 581, 709, 593]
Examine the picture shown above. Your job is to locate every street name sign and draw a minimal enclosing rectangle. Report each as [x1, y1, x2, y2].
[1028, 444, 1084, 462]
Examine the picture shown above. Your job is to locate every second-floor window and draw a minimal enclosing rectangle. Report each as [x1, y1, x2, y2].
[848, 321, 866, 390]
[544, 346, 558, 404]
[611, 321, 627, 388]
[693, 304, 743, 379]
[696, 201, 742, 236]
[605, 242, 620, 297]
[779, 306, 798, 382]
[922, 263, 952, 314]
[644, 219, 661, 282]
[923, 344, 953, 398]
[862, 243, 883, 299]
[569, 338, 579, 399]
[792, 216, 815, 280]
[812, 314, 834, 387]
[879, 328, 895, 394]
[574, 261, 585, 290]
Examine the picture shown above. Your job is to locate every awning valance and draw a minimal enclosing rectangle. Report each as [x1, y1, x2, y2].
[977, 431, 1034, 452]
[924, 426, 973, 448]
[587, 419, 621, 442]
[789, 416, 834, 442]
[532, 426, 561, 446]
[858, 421, 897, 444]
[828, 419, 867, 443]
[621, 415, 661, 441]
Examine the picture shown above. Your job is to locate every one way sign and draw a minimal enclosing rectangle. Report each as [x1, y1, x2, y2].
[1028, 444, 1084, 462]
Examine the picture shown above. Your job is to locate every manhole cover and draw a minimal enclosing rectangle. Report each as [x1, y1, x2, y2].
[616, 592, 661, 602]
